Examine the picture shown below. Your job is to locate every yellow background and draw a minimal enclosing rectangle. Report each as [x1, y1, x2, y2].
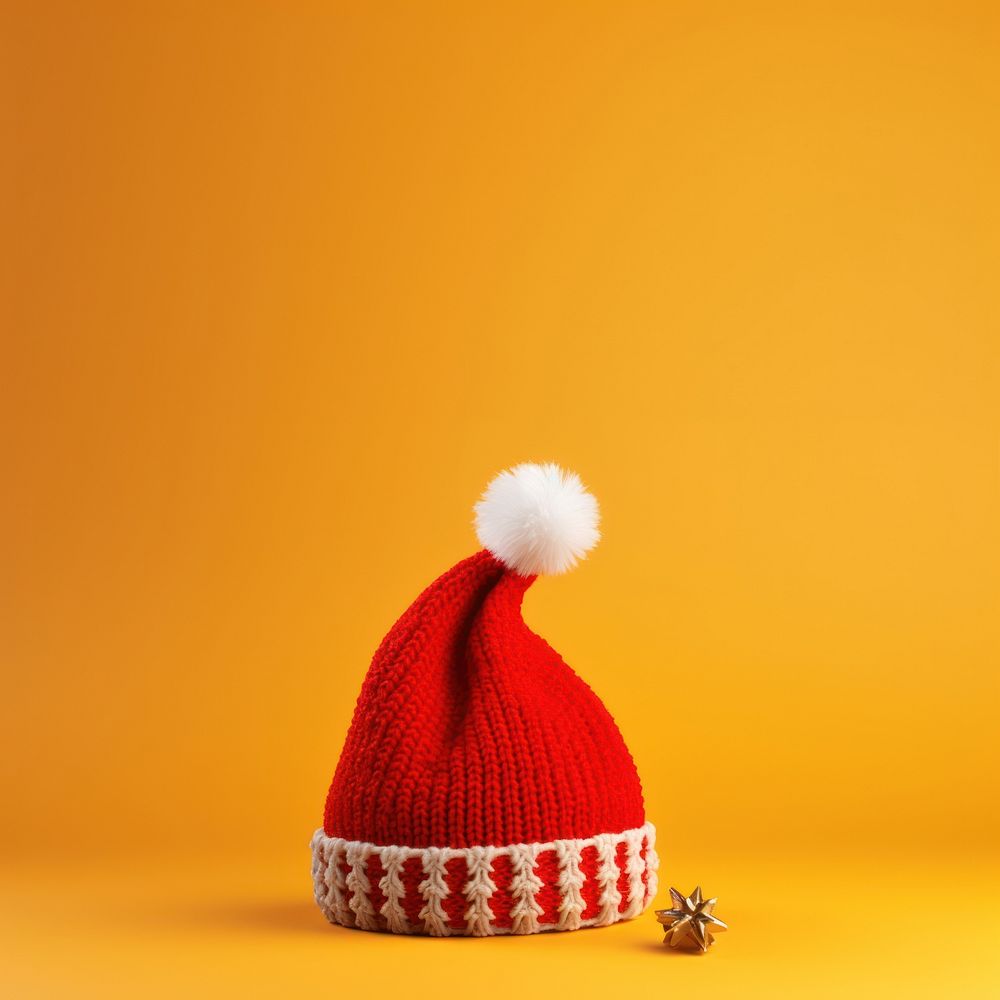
[3, 1, 998, 996]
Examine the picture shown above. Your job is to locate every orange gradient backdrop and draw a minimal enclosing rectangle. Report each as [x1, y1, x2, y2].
[3, 2, 999, 997]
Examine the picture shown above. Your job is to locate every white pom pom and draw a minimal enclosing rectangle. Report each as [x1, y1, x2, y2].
[474, 463, 601, 576]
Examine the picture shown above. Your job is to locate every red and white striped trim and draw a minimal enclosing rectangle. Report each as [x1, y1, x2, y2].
[310, 821, 658, 936]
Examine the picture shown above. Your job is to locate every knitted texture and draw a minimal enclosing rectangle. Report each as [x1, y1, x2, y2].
[318, 546, 654, 934]
[311, 822, 658, 936]
[324, 550, 646, 848]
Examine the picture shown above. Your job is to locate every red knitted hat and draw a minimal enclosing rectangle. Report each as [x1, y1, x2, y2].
[312, 463, 658, 936]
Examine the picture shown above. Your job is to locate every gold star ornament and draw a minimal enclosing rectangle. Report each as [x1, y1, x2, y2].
[655, 886, 728, 952]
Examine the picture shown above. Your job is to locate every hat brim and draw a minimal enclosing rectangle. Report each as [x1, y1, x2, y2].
[311, 821, 658, 936]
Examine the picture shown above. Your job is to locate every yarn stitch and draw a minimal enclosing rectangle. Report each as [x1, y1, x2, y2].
[463, 845, 498, 936]
[554, 838, 586, 930]
[377, 845, 410, 933]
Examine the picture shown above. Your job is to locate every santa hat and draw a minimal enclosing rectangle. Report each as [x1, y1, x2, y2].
[312, 463, 658, 936]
